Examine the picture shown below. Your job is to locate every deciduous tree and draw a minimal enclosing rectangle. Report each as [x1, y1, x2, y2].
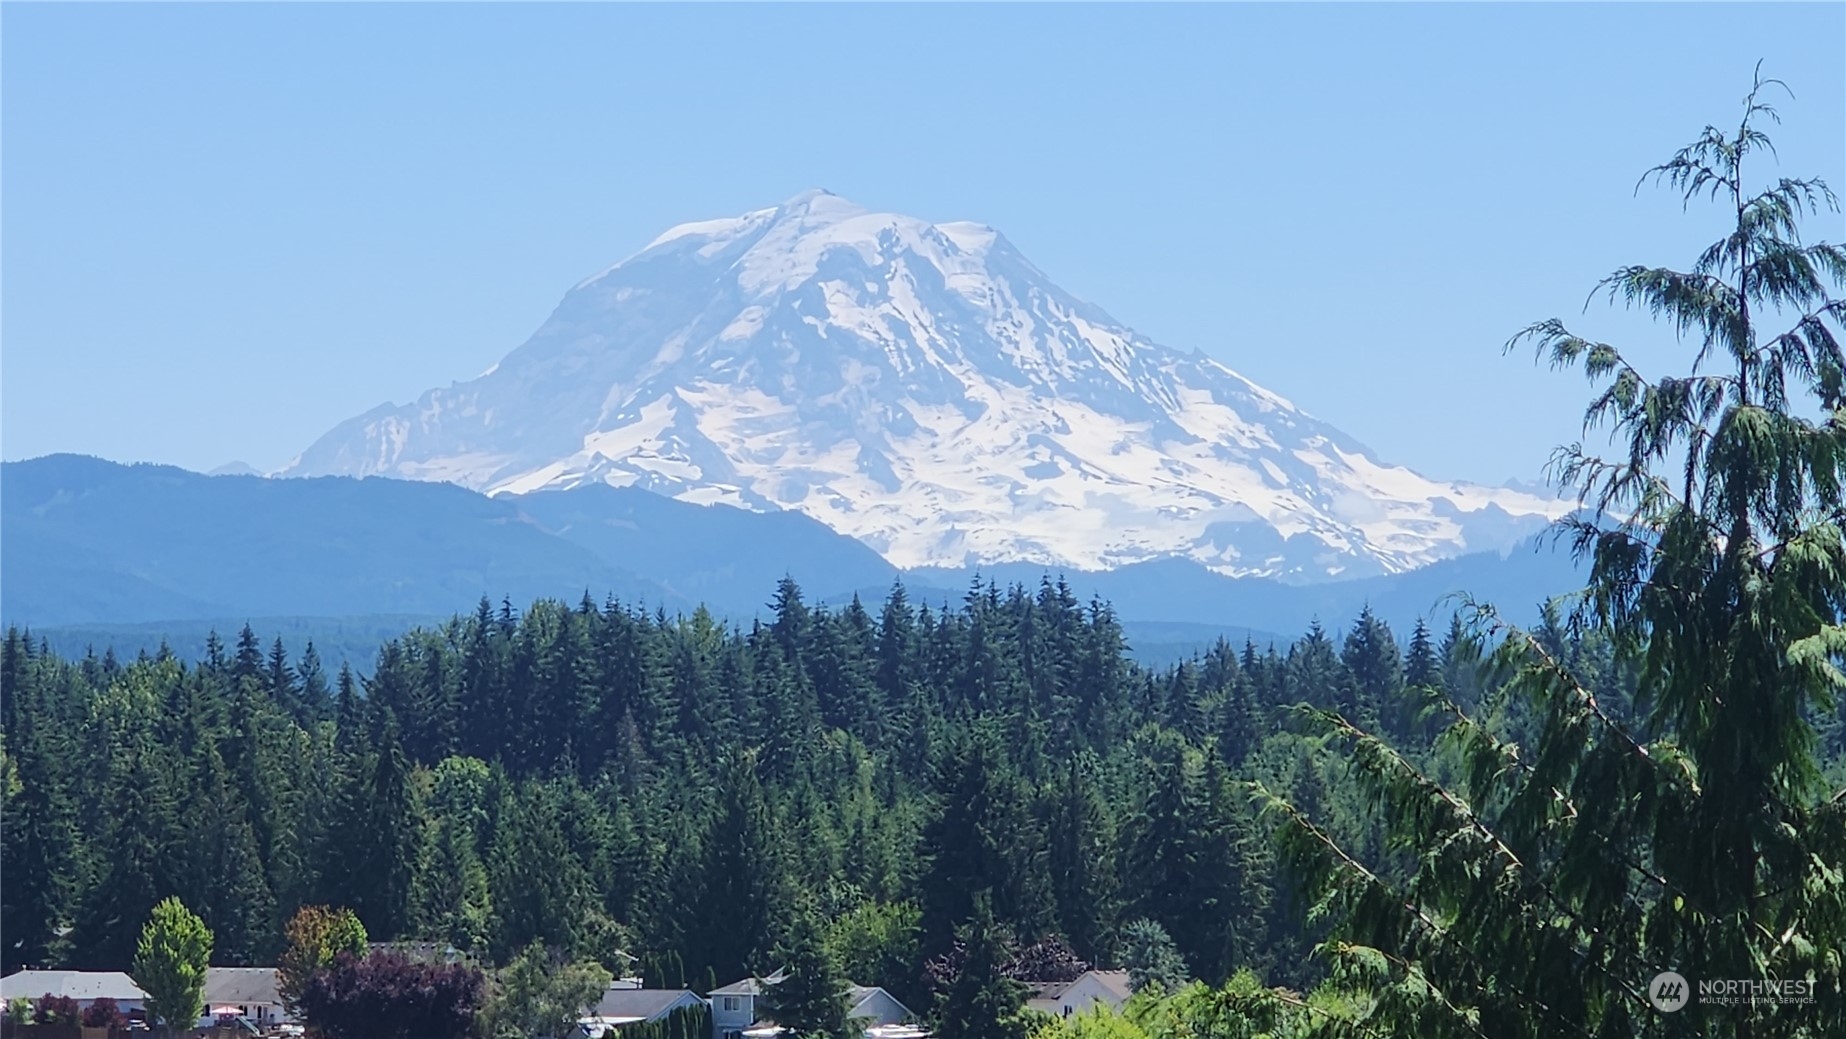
[131, 897, 212, 1038]
[277, 905, 368, 1018]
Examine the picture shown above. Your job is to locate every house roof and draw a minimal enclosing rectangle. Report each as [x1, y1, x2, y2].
[0, 971, 148, 1003]
[845, 987, 910, 1019]
[202, 969, 281, 1007]
[593, 989, 702, 1021]
[709, 971, 785, 997]
[1084, 971, 1132, 1002]
[1022, 971, 1132, 1004]
[366, 942, 461, 963]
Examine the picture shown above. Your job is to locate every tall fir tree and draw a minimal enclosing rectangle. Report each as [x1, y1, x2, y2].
[1263, 73, 1846, 1038]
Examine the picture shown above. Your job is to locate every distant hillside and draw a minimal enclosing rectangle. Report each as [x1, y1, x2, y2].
[0, 454, 893, 629]
[910, 538, 1584, 642]
[3, 455, 1584, 660]
[513, 481, 897, 608]
[1, 455, 675, 626]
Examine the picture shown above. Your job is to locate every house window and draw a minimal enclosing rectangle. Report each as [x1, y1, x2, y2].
[723, 998, 739, 1013]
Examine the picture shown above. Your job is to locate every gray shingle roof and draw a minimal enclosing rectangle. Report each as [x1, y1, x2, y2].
[202, 969, 282, 1007]
[593, 989, 701, 1021]
[845, 986, 912, 1021]
[1023, 971, 1131, 1005]
[0, 972, 148, 1003]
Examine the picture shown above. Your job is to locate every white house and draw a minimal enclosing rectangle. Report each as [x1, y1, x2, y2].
[197, 968, 290, 1028]
[0, 971, 148, 1015]
[709, 975, 913, 1039]
[1023, 971, 1133, 1018]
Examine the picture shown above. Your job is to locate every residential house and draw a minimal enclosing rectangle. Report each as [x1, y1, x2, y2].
[197, 968, 289, 1028]
[580, 986, 707, 1034]
[708, 974, 914, 1039]
[1023, 970, 1133, 1019]
[0, 971, 148, 1015]
[708, 972, 781, 1039]
[844, 988, 911, 1028]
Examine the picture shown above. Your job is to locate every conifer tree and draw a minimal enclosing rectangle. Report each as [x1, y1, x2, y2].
[931, 893, 1028, 1039]
[296, 642, 331, 722]
[193, 739, 275, 964]
[1118, 919, 1189, 996]
[1435, 613, 1480, 712]
[1404, 618, 1437, 693]
[232, 625, 264, 691]
[0, 699, 79, 972]
[418, 757, 495, 955]
[351, 714, 419, 939]
[769, 907, 856, 1039]
[1340, 606, 1400, 737]
[919, 724, 1051, 958]
[1284, 622, 1351, 716]
[73, 673, 184, 970]
[1045, 755, 1120, 965]
[690, 750, 791, 983]
[266, 637, 299, 719]
[1263, 70, 1846, 1038]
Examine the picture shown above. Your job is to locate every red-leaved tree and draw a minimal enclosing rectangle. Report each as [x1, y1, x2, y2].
[80, 1000, 125, 1029]
[297, 952, 485, 1039]
[33, 997, 80, 1028]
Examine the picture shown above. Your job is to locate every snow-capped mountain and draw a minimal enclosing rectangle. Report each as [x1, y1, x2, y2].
[283, 189, 1568, 581]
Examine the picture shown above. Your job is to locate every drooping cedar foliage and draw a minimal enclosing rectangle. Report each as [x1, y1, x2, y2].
[1261, 67, 1846, 1039]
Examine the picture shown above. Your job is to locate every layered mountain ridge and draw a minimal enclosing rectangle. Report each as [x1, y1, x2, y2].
[284, 190, 1568, 581]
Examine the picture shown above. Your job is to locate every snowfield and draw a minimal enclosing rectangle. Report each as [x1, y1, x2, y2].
[282, 190, 1570, 581]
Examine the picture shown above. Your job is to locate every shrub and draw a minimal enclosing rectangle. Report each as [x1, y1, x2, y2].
[81, 1000, 126, 1029]
[34, 996, 81, 1028]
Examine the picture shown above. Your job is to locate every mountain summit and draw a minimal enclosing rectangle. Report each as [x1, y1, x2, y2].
[283, 191, 1566, 580]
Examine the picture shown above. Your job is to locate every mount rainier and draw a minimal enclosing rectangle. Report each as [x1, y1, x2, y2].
[283, 189, 1569, 581]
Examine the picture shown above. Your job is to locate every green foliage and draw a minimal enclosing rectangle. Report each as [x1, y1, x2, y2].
[131, 897, 213, 1036]
[919, 723, 1051, 959]
[481, 942, 612, 1039]
[0, 664, 80, 973]
[689, 750, 794, 983]
[825, 901, 921, 999]
[0, 571, 1573, 1000]
[1263, 69, 1846, 1039]
[1031, 974, 1311, 1039]
[933, 894, 1031, 1039]
[620, 1006, 712, 1039]
[1118, 920, 1189, 997]
[768, 910, 858, 1039]
[415, 757, 495, 956]
[278, 905, 369, 1018]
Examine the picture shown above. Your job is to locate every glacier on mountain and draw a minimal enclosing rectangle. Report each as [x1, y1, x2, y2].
[282, 189, 1569, 581]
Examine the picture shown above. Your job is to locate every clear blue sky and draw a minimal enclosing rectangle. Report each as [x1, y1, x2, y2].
[4, 2, 1842, 485]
